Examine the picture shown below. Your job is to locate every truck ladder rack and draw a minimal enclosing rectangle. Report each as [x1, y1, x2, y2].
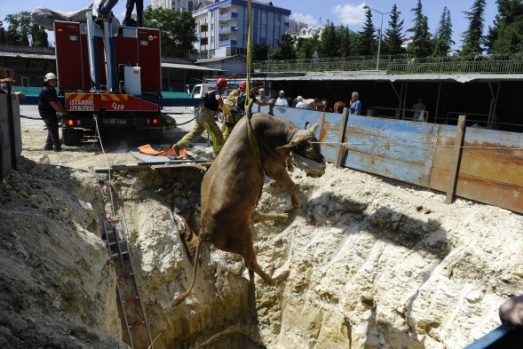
[103, 217, 154, 349]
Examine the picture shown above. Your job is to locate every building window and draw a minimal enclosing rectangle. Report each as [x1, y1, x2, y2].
[261, 11, 267, 24]
[261, 24, 267, 37]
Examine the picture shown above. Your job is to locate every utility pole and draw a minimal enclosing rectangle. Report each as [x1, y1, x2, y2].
[364, 6, 391, 71]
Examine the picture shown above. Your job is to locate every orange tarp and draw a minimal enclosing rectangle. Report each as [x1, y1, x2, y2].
[137, 144, 189, 158]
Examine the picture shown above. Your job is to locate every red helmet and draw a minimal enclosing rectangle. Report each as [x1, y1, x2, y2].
[216, 78, 228, 88]
[239, 81, 247, 89]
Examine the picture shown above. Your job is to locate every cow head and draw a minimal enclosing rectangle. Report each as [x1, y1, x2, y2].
[276, 123, 326, 178]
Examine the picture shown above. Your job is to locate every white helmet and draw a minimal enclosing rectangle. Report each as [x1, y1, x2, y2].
[44, 73, 57, 82]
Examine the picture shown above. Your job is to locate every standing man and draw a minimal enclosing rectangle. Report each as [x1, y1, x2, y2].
[295, 96, 308, 109]
[412, 97, 427, 121]
[173, 78, 227, 158]
[38, 73, 67, 152]
[274, 90, 289, 107]
[123, 0, 144, 26]
[221, 80, 246, 142]
[349, 91, 362, 116]
[255, 88, 270, 105]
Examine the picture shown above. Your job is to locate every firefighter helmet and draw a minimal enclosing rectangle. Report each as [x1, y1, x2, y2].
[44, 73, 57, 82]
[239, 81, 247, 89]
[216, 78, 228, 88]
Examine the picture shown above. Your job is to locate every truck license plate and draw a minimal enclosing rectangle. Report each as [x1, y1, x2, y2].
[102, 119, 127, 125]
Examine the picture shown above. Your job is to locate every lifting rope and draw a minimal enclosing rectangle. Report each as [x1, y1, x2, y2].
[93, 115, 118, 217]
[244, 0, 263, 168]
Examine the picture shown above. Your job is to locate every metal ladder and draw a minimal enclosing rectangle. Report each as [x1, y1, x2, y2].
[103, 217, 154, 349]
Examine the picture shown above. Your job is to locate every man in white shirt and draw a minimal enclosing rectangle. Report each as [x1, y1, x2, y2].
[295, 96, 307, 109]
[274, 90, 289, 107]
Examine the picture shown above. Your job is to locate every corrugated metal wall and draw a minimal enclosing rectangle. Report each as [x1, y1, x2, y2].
[261, 105, 523, 214]
[0, 94, 22, 178]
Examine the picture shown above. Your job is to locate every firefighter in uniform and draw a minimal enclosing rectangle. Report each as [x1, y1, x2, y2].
[221, 80, 246, 142]
[173, 78, 228, 158]
[38, 73, 67, 152]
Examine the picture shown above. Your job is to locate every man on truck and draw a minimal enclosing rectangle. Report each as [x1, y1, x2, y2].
[172, 78, 229, 158]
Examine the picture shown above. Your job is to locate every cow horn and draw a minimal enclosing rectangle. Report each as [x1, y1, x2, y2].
[290, 130, 310, 145]
[307, 123, 319, 133]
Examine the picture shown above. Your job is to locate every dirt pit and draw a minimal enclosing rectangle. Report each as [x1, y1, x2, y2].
[0, 113, 522, 349]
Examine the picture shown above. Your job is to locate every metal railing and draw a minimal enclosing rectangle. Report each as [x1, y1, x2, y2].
[253, 53, 523, 75]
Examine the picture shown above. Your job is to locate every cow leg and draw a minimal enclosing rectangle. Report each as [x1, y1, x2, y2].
[252, 211, 288, 223]
[246, 258, 275, 286]
[240, 224, 275, 286]
[215, 224, 276, 286]
[265, 167, 300, 211]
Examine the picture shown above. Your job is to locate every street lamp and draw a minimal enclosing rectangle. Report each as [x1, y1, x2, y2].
[363, 5, 391, 71]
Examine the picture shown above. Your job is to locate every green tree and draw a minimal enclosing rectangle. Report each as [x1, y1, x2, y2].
[486, 0, 523, 54]
[0, 21, 6, 44]
[268, 33, 296, 60]
[31, 23, 48, 47]
[461, 0, 486, 55]
[358, 8, 376, 56]
[337, 26, 353, 57]
[295, 34, 320, 59]
[3, 11, 49, 47]
[383, 4, 405, 55]
[407, 0, 433, 57]
[253, 43, 270, 61]
[5, 14, 22, 44]
[143, 6, 197, 58]
[433, 7, 454, 56]
[319, 21, 338, 58]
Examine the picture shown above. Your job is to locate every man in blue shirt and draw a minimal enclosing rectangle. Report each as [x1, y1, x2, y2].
[38, 73, 67, 152]
[349, 91, 362, 116]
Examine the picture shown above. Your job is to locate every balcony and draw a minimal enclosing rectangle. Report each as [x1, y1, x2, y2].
[219, 26, 237, 35]
[219, 40, 237, 47]
[219, 12, 237, 22]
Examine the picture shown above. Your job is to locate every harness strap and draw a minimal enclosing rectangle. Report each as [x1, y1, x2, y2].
[246, 100, 263, 170]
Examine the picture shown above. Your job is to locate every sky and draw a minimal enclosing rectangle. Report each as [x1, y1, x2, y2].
[1, 0, 499, 49]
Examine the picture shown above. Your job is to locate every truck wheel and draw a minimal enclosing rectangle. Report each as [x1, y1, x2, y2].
[63, 128, 83, 146]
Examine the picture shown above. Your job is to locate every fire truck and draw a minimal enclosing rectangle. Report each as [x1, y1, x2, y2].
[52, 6, 198, 145]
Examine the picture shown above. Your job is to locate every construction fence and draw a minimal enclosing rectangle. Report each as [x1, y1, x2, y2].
[0, 94, 22, 179]
[256, 104, 523, 215]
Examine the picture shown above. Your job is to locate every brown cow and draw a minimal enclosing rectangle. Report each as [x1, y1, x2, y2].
[333, 101, 346, 114]
[316, 99, 329, 112]
[173, 113, 326, 306]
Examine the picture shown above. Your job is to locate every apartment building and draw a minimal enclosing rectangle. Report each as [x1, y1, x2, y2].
[193, 0, 291, 59]
[151, 0, 197, 12]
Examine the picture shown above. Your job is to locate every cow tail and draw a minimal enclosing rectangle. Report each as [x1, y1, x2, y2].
[172, 240, 204, 307]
